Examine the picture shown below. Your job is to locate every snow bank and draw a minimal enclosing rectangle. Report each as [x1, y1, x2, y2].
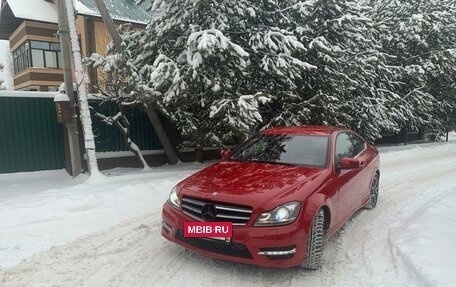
[390, 188, 456, 287]
[377, 131, 456, 154]
[1, 138, 456, 286]
[0, 164, 203, 268]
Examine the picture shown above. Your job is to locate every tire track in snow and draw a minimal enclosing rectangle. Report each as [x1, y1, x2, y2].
[318, 144, 456, 287]
[1, 143, 455, 287]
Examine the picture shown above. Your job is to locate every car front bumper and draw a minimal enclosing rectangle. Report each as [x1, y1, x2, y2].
[161, 202, 308, 268]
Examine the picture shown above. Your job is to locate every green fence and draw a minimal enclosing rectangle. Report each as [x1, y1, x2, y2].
[0, 93, 163, 174]
[0, 95, 66, 173]
[90, 100, 163, 152]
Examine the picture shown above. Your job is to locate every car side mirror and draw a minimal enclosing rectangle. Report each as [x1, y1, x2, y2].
[220, 148, 232, 159]
[338, 157, 360, 169]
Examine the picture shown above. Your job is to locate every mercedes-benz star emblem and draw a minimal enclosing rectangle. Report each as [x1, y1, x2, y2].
[201, 204, 217, 221]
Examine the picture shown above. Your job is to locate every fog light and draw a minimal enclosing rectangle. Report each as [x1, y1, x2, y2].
[258, 248, 296, 256]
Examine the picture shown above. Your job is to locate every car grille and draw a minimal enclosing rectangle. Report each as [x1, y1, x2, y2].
[175, 229, 252, 259]
[181, 196, 252, 225]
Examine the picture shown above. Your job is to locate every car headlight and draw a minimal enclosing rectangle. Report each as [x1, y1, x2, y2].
[254, 202, 301, 226]
[168, 186, 180, 209]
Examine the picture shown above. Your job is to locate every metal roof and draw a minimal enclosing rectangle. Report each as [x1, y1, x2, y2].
[76, 0, 151, 25]
[6, 0, 58, 23]
[3, 0, 151, 25]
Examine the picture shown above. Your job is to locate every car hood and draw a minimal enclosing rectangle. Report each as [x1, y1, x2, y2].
[179, 160, 328, 210]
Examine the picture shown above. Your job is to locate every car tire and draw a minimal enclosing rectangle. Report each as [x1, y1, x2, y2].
[301, 209, 326, 270]
[364, 173, 379, 210]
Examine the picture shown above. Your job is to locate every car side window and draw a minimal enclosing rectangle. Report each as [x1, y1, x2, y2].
[335, 132, 365, 163]
[335, 133, 354, 163]
[350, 133, 366, 156]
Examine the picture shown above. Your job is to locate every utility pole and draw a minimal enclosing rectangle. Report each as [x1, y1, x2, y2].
[56, 0, 82, 177]
[64, 0, 101, 177]
[92, 0, 179, 165]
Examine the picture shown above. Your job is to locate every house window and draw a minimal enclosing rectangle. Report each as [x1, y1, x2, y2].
[12, 42, 30, 74]
[30, 40, 50, 50]
[12, 40, 62, 74]
[31, 49, 45, 67]
[44, 51, 58, 68]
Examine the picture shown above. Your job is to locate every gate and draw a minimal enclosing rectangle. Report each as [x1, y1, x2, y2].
[0, 92, 66, 173]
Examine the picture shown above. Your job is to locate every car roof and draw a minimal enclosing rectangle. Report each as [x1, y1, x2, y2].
[261, 126, 346, 136]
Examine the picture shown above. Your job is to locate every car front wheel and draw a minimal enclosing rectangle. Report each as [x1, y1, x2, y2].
[364, 173, 379, 209]
[301, 209, 326, 270]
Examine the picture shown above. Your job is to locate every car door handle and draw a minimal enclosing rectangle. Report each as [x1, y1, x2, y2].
[360, 161, 365, 168]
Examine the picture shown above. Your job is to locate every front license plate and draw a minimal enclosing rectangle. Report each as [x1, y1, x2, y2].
[184, 222, 232, 238]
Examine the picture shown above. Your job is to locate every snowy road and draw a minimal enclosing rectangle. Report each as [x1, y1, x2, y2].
[1, 140, 456, 287]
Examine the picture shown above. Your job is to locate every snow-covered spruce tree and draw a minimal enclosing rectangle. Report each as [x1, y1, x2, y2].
[367, 0, 456, 137]
[259, 0, 416, 141]
[130, 0, 314, 159]
[130, 0, 450, 145]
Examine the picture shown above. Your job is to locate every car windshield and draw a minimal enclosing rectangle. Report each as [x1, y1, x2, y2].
[229, 134, 329, 167]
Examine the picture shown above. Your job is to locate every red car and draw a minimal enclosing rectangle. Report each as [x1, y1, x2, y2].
[161, 126, 380, 269]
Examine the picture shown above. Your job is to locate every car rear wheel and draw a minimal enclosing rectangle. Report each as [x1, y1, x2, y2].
[301, 209, 326, 270]
[364, 173, 379, 209]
